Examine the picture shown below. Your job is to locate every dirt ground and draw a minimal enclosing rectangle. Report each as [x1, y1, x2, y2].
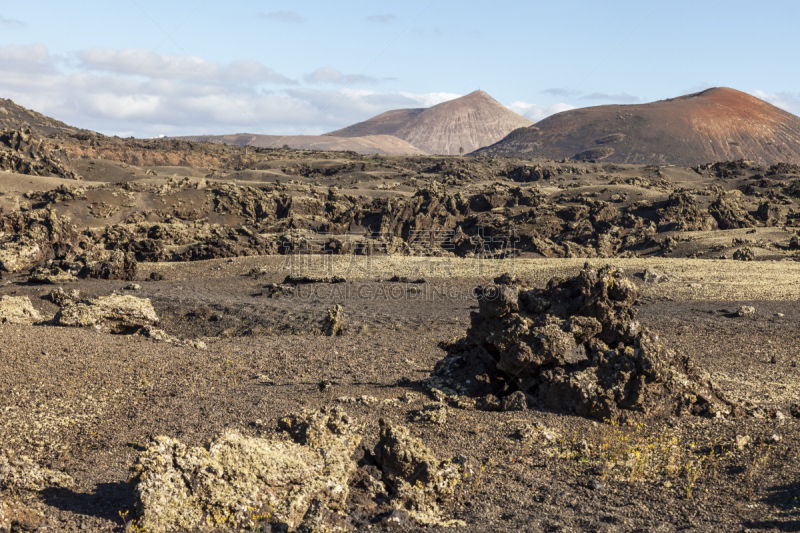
[1, 257, 800, 532]
[3, 118, 800, 531]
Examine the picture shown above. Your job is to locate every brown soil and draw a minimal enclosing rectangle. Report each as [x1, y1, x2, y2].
[2, 260, 800, 532]
[2, 105, 800, 531]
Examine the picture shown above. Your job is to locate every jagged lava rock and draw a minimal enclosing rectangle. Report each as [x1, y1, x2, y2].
[433, 265, 735, 420]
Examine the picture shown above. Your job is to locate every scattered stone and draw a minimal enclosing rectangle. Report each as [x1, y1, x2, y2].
[502, 390, 530, 412]
[28, 266, 77, 284]
[260, 282, 296, 298]
[48, 288, 80, 307]
[770, 356, 777, 364]
[138, 325, 207, 350]
[776, 312, 785, 318]
[148, 272, 164, 282]
[318, 379, 334, 391]
[790, 404, 800, 418]
[735, 435, 751, 451]
[733, 247, 755, 261]
[413, 403, 448, 425]
[53, 294, 159, 334]
[124, 283, 142, 291]
[587, 479, 605, 491]
[477, 394, 501, 412]
[132, 408, 360, 533]
[336, 395, 378, 407]
[285, 273, 346, 284]
[738, 306, 756, 317]
[0, 296, 42, 325]
[322, 304, 346, 336]
[401, 392, 418, 403]
[644, 268, 668, 284]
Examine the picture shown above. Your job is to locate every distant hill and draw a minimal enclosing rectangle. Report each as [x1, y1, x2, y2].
[326, 90, 533, 156]
[474, 88, 800, 165]
[175, 134, 427, 155]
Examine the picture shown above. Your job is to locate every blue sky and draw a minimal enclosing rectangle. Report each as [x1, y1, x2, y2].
[0, 0, 798, 137]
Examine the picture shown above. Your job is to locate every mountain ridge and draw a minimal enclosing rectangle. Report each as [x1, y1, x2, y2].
[475, 87, 800, 165]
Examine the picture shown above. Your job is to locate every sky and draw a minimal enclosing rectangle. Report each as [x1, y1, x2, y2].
[0, 0, 798, 138]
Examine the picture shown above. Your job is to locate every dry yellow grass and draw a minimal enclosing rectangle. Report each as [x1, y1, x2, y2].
[151, 255, 800, 301]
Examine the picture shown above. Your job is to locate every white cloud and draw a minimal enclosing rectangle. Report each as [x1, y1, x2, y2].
[753, 90, 800, 116]
[0, 44, 469, 138]
[303, 67, 378, 85]
[0, 44, 49, 63]
[507, 101, 576, 122]
[0, 15, 24, 28]
[256, 11, 307, 24]
[75, 48, 296, 85]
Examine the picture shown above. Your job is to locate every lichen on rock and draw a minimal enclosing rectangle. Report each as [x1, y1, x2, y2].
[131, 407, 361, 533]
[52, 294, 159, 334]
[322, 304, 346, 336]
[0, 296, 43, 325]
[0, 450, 73, 492]
[373, 419, 465, 527]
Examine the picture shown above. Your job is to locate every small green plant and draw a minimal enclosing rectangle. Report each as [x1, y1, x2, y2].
[119, 510, 147, 533]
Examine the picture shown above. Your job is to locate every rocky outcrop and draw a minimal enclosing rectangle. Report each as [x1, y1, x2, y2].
[0, 127, 80, 180]
[79, 250, 137, 281]
[374, 420, 465, 527]
[131, 407, 361, 533]
[708, 196, 757, 230]
[0, 208, 83, 273]
[28, 266, 77, 284]
[0, 296, 43, 325]
[431, 265, 735, 421]
[52, 294, 159, 334]
[656, 193, 717, 232]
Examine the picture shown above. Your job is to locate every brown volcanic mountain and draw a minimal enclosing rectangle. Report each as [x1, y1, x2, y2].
[326, 90, 533, 155]
[476, 88, 800, 166]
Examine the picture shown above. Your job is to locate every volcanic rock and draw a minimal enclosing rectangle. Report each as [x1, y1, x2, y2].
[0, 208, 82, 273]
[374, 419, 465, 526]
[708, 197, 757, 230]
[431, 265, 733, 420]
[48, 288, 80, 307]
[0, 450, 73, 491]
[28, 266, 77, 284]
[52, 294, 159, 334]
[0, 296, 43, 325]
[79, 250, 138, 281]
[323, 304, 346, 336]
[131, 407, 360, 533]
